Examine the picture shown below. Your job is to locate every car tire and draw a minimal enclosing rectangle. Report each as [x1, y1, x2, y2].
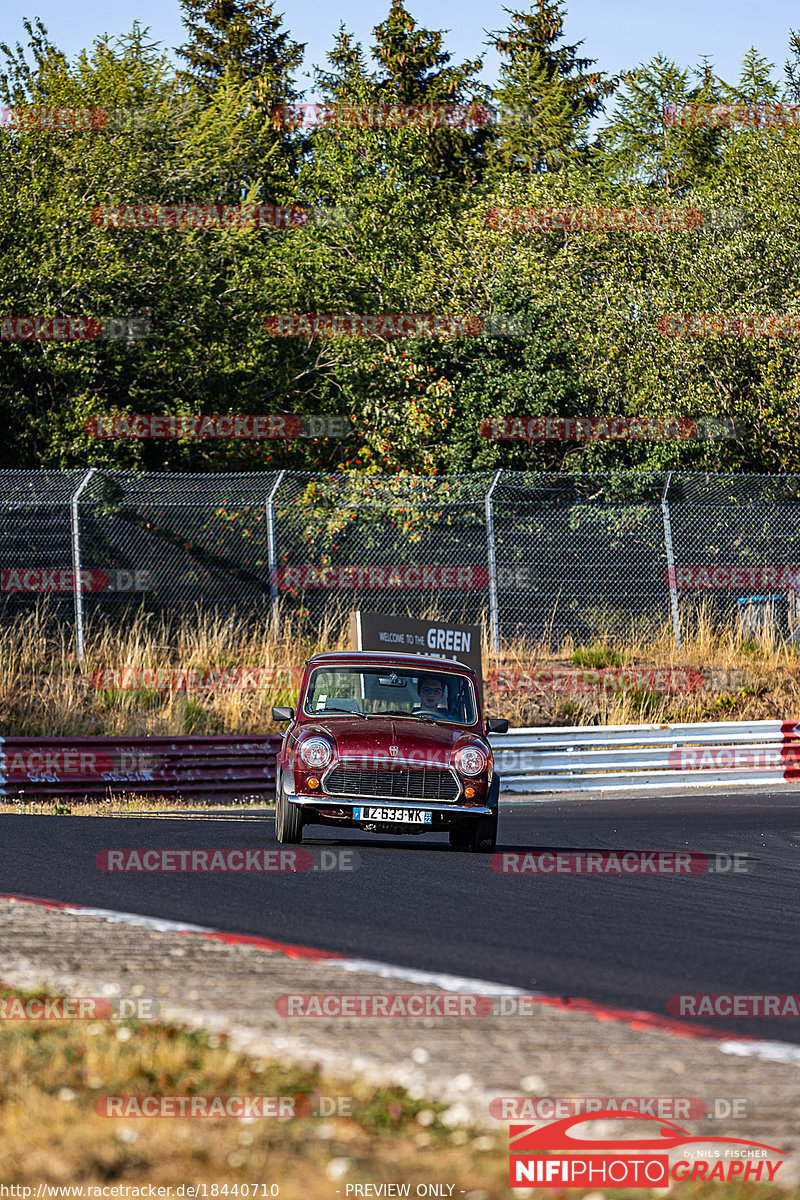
[474, 775, 500, 852]
[448, 822, 472, 849]
[450, 776, 500, 852]
[275, 784, 304, 844]
[449, 809, 498, 852]
[472, 807, 498, 853]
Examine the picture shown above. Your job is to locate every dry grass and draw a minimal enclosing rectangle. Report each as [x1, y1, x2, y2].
[0, 601, 798, 739]
[0, 605, 347, 738]
[0, 983, 506, 1193]
[0, 982, 797, 1197]
[490, 602, 800, 728]
[0, 797, 269, 816]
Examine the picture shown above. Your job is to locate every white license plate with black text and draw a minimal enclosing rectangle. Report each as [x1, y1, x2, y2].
[352, 806, 432, 824]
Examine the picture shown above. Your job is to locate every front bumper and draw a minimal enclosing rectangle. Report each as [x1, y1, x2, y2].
[288, 795, 493, 816]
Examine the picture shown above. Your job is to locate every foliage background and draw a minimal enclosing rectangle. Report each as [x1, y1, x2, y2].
[1, 0, 799, 475]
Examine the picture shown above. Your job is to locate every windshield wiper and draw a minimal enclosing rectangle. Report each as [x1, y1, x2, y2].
[318, 707, 370, 719]
[382, 709, 439, 724]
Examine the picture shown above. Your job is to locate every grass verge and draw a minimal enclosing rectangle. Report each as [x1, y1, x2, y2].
[0, 984, 797, 1197]
[0, 982, 508, 1194]
[0, 797, 272, 817]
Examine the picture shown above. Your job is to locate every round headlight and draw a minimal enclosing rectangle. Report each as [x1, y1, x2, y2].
[454, 746, 487, 776]
[299, 737, 333, 768]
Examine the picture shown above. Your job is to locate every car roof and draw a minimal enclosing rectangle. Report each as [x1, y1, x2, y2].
[303, 650, 475, 674]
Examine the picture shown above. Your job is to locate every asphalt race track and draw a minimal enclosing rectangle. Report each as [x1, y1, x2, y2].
[1, 789, 797, 1043]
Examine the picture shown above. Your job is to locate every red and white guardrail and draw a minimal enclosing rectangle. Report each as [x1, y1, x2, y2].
[0, 736, 280, 800]
[1, 722, 796, 800]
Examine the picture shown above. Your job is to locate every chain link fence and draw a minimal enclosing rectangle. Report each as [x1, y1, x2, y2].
[2, 469, 800, 655]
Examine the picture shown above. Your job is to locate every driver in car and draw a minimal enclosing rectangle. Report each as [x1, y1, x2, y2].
[415, 673, 449, 716]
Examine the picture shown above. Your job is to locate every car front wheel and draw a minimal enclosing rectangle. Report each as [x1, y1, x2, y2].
[448, 822, 472, 850]
[275, 785, 304, 844]
[449, 808, 497, 853]
[450, 777, 499, 852]
[472, 807, 498, 852]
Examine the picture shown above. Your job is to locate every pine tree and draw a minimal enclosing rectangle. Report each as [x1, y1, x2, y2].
[176, 0, 304, 105]
[176, 0, 306, 200]
[785, 31, 800, 101]
[370, 0, 483, 105]
[487, 1, 615, 175]
[598, 55, 724, 192]
[313, 2, 490, 191]
[315, 26, 372, 107]
[724, 47, 781, 105]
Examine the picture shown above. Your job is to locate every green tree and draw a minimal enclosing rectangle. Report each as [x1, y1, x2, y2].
[313, 1, 491, 192]
[594, 56, 725, 193]
[487, 0, 615, 176]
[176, 0, 304, 101]
[176, 0, 306, 194]
[722, 47, 782, 106]
[784, 30, 800, 100]
[0, 20, 343, 472]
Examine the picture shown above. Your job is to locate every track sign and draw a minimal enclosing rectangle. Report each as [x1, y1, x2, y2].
[350, 611, 483, 690]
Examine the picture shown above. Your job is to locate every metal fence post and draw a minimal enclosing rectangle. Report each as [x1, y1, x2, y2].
[485, 470, 503, 653]
[661, 471, 682, 648]
[266, 470, 286, 641]
[70, 468, 97, 665]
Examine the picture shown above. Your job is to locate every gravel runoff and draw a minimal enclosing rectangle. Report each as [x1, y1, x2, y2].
[0, 896, 798, 1182]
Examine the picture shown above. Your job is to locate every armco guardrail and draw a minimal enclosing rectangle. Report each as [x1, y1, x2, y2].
[3, 723, 796, 801]
[0, 736, 280, 800]
[490, 720, 800, 793]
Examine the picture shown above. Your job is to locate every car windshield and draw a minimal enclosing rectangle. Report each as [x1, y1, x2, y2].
[302, 665, 478, 726]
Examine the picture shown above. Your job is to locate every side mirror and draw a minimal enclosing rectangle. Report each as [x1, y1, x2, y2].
[272, 706, 295, 722]
[486, 717, 509, 734]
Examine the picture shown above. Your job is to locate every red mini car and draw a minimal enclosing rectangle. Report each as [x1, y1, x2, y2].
[272, 650, 508, 851]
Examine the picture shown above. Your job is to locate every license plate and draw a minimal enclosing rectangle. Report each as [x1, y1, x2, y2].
[352, 806, 432, 824]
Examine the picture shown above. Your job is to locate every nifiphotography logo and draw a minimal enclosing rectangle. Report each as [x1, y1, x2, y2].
[508, 1111, 785, 1187]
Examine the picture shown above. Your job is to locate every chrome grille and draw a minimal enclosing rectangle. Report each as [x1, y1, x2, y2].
[324, 764, 459, 802]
